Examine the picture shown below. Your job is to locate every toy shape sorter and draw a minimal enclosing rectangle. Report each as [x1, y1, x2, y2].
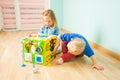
[22, 35, 57, 66]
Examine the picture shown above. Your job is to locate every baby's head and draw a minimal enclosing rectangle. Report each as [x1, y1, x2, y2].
[42, 9, 57, 28]
[67, 38, 86, 55]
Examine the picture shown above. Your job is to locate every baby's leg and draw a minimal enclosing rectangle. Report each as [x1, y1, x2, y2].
[61, 52, 75, 62]
[62, 41, 68, 54]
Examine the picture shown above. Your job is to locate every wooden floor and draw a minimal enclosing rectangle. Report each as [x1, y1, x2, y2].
[0, 30, 120, 80]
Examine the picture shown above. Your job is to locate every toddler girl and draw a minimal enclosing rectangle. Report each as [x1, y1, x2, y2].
[38, 9, 59, 36]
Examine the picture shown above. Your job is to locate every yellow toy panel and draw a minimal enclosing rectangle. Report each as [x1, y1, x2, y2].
[22, 35, 57, 65]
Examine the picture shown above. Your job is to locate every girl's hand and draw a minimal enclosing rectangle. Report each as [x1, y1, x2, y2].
[92, 64, 104, 71]
[56, 58, 64, 65]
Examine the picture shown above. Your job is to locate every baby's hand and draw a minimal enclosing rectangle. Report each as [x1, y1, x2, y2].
[56, 58, 64, 65]
[92, 64, 104, 71]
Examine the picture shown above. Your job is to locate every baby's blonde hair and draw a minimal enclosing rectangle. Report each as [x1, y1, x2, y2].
[67, 38, 86, 54]
[42, 9, 57, 28]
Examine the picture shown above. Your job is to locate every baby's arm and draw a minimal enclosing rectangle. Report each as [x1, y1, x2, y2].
[53, 35, 61, 53]
[90, 55, 104, 71]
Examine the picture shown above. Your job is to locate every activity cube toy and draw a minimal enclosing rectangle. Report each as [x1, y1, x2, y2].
[22, 35, 57, 65]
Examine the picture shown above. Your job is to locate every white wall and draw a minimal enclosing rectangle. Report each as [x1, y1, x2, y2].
[63, 0, 120, 53]
[50, 0, 63, 28]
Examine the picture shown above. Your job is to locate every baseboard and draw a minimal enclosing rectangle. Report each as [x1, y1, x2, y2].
[60, 28, 120, 61]
[60, 28, 71, 33]
[89, 41, 120, 61]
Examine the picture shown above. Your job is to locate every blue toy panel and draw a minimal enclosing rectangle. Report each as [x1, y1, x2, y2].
[35, 55, 43, 63]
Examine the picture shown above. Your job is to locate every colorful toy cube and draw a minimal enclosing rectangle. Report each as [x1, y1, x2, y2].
[22, 35, 57, 65]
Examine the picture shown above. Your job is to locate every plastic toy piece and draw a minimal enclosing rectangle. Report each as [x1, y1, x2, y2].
[31, 45, 36, 72]
[21, 41, 26, 67]
[21, 64, 26, 67]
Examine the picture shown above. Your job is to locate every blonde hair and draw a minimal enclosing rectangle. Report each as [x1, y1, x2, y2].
[67, 38, 86, 55]
[42, 9, 57, 28]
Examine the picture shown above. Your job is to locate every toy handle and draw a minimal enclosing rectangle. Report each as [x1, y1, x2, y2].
[29, 32, 38, 37]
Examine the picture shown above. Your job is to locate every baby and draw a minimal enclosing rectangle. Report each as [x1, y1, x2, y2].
[54, 33, 104, 71]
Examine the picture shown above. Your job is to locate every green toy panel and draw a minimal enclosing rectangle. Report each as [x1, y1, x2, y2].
[22, 35, 57, 65]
